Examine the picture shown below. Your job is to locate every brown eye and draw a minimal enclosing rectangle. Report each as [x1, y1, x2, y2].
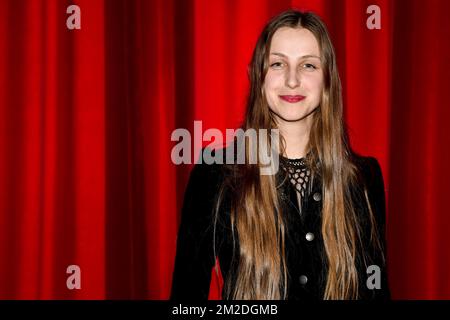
[270, 62, 284, 69]
[303, 63, 317, 70]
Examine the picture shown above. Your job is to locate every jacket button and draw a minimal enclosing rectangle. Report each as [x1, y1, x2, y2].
[313, 192, 321, 201]
[299, 275, 308, 285]
[305, 232, 315, 241]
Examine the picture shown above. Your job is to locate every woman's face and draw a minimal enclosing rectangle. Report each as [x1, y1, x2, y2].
[264, 27, 324, 123]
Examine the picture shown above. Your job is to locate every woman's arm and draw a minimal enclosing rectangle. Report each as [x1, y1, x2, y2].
[170, 162, 221, 300]
[363, 157, 391, 300]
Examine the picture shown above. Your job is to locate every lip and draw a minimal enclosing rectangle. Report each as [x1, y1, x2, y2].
[279, 95, 306, 103]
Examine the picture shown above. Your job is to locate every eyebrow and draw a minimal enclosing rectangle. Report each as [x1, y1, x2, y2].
[270, 52, 321, 60]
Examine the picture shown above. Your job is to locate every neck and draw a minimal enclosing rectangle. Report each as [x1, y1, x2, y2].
[277, 117, 313, 159]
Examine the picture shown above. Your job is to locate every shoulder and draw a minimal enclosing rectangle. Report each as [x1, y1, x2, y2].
[351, 153, 387, 225]
[184, 147, 231, 212]
[352, 154, 384, 191]
[188, 147, 228, 184]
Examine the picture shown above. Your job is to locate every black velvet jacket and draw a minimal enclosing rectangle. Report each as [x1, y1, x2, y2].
[170, 152, 390, 300]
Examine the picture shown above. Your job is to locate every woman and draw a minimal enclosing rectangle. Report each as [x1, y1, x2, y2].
[170, 10, 390, 300]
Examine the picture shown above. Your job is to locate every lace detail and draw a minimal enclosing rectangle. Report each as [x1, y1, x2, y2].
[280, 156, 312, 214]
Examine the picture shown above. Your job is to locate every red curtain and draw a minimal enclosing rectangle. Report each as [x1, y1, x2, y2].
[0, 0, 449, 299]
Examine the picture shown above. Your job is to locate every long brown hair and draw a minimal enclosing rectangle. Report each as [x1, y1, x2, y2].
[213, 10, 383, 300]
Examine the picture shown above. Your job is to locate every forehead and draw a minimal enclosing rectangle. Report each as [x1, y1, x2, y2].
[269, 27, 320, 57]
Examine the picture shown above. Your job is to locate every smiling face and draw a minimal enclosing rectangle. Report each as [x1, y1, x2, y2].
[264, 27, 324, 124]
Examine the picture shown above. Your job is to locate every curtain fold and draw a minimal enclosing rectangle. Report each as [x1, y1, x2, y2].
[0, 0, 449, 299]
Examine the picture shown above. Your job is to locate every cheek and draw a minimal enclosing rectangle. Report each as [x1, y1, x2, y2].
[304, 74, 324, 94]
[263, 74, 281, 108]
[264, 72, 283, 92]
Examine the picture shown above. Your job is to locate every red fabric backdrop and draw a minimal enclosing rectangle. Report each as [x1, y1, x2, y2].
[0, 0, 449, 299]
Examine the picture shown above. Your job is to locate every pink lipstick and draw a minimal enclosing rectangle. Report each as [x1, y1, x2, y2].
[279, 95, 306, 103]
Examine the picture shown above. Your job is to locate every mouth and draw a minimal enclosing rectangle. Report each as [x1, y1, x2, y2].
[279, 95, 306, 103]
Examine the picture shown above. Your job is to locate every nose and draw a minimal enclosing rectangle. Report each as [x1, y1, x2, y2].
[286, 67, 300, 89]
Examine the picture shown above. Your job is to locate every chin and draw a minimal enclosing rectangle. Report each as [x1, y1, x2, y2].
[270, 105, 315, 122]
[277, 105, 320, 121]
[276, 113, 308, 122]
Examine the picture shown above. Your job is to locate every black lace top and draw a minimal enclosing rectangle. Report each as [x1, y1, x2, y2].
[280, 156, 313, 215]
[170, 150, 391, 300]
